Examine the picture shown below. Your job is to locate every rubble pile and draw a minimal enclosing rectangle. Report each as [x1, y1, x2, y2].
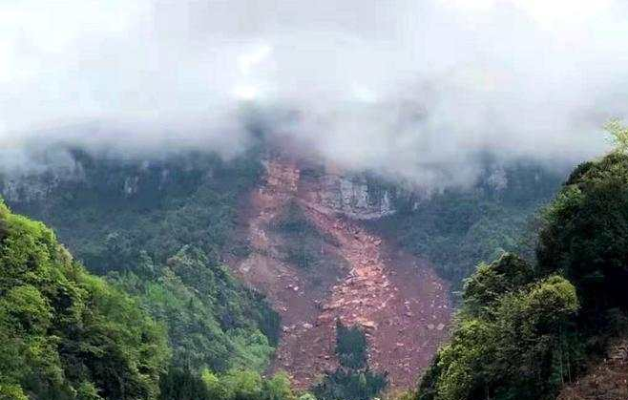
[229, 154, 452, 391]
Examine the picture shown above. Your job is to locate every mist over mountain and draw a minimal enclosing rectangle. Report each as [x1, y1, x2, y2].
[3, 0, 627, 188]
[5, 3, 628, 400]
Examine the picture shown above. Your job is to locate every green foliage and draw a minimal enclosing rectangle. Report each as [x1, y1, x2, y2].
[5, 148, 281, 375]
[265, 372, 296, 400]
[462, 253, 536, 316]
[419, 257, 580, 400]
[109, 247, 278, 373]
[160, 368, 298, 400]
[312, 369, 387, 400]
[376, 163, 563, 289]
[419, 150, 628, 400]
[604, 119, 628, 153]
[313, 322, 387, 400]
[13, 149, 263, 274]
[222, 369, 265, 400]
[416, 353, 442, 400]
[0, 201, 170, 400]
[271, 201, 328, 271]
[272, 201, 317, 236]
[298, 393, 317, 400]
[335, 321, 368, 369]
[159, 369, 211, 400]
[0, 384, 29, 400]
[537, 152, 628, 312]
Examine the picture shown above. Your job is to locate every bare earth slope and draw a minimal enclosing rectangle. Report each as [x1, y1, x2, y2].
[229, 154, 451, 391]
[558, 338, 628, 400]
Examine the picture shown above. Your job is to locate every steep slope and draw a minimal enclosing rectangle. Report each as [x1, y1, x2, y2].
[417, 151, 628, 400]
[557, 338, 628, 400]
[1, 144, 564, 398]
[230, 154, 451, 391]
[1, 148, 280, 374]
[0, 200, 169, 400]
[374, 163, 564, 289]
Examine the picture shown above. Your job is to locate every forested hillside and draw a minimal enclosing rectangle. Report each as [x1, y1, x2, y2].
[416, 149, 628, 400]
[1, 147, 280, 378]
[0, 200, 310, 400]
[3, 1, 625, 400]
[0, 200, 169, 399]
[6, 142, 627, 400]
[375, 161, 564, 289]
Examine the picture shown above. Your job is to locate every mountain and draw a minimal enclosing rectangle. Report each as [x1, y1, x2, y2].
[0, 141, 569, 399]
[0, 199, 304, 400]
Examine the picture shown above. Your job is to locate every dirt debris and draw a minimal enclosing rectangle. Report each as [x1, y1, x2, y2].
[558, 338, 628, 400]
[229, 155, 452, 391]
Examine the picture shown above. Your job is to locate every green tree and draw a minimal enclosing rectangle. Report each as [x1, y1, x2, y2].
[0, 200, 170, 400]
[4, 147, 281, 375]
[201, 369, 229, 400]
[419, 267, 579, 400]
[537, 152, 628, 312]
[222, 369, 264, 400]
[313, 322, 387, 400]
[264, 372, 296, 400]
[336, 321, 368, 369]
[462, 253, 536, 316]
[159, 369, 210, 400]
[604, 119, 628, 153]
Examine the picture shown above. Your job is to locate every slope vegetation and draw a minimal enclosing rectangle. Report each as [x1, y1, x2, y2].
[1, 148, 280, 375]
[375, 162, 564, 289]
[417, 152, 628, 400]
[0, 200, 169, 400]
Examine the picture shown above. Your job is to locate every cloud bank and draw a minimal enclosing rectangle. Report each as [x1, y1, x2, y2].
[2, 0, 627, 187]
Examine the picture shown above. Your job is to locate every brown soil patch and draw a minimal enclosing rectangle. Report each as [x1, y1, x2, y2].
[558, 338, 628, 400]
[229, 154, 452, 392]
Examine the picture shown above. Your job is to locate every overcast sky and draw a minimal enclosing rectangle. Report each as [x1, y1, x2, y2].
[1, 0, 627, 187]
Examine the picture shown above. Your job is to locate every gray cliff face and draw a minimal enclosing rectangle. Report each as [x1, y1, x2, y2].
[486, 166, 508, 192]
[123, 176, 141, 197]
[0, 166, 86, 203]
[303, 173, 397, 220]
[0, 161, 177, 204]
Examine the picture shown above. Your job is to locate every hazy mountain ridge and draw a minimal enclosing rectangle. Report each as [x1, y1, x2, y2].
[0, 143, 568, 399]
[4, 142, 628, 400]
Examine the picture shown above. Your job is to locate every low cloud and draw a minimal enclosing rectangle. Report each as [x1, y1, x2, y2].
[1, 0, 626, 188]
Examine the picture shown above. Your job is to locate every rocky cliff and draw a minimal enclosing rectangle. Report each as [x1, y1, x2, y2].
[299, 171, 397, 220]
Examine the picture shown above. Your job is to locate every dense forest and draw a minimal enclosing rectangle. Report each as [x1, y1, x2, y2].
[375, 161, 564, 290]
[0, 198, 304, 400]
[2, 147, 280, 374]
[416, 146, 628, 399]
[312, 322, 388, 400]
[0, 146, 296, 400]
[0, 199, 168, 399]
[4, 0, 627, 399]
[0, 195, 385, 400]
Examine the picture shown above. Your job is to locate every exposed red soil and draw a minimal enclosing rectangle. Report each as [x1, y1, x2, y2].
[229, 154, 452, 392]
[558, 338, 628, 400]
